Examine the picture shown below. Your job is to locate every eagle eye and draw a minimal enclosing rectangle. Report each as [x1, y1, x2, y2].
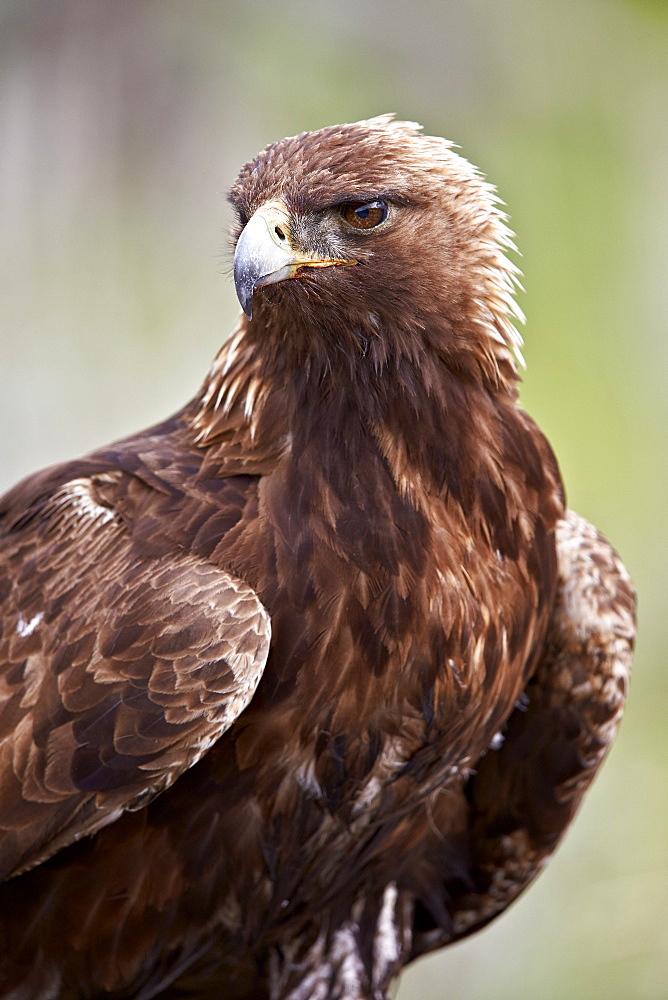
[340, 200, 388, 231]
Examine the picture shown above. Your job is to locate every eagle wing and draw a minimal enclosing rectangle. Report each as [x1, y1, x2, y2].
[412, 508, 635, 956]
[0, 470, 270, 882]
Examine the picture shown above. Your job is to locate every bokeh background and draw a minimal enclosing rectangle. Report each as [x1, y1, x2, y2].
[1, 1, 666, 997]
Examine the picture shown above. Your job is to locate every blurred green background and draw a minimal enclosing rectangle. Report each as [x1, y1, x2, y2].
[1, 1, 666, 997]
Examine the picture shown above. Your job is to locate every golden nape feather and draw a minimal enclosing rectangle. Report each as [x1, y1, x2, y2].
[0, 116, 635, 1000]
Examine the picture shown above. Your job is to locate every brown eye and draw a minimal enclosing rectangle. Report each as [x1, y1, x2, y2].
[340, 199, 389, 230]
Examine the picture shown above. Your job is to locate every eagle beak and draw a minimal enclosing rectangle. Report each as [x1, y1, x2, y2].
[233, 201, 354, 319]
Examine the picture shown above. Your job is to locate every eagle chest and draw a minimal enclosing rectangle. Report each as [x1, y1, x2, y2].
[231, 455, 511, 812]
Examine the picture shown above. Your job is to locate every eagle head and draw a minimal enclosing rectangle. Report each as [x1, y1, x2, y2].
[228, 114, 523, 385]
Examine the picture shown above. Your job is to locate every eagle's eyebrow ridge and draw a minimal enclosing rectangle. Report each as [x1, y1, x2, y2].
[287, 190, 418, 215]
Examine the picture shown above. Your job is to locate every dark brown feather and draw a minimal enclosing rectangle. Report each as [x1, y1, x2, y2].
[0, 466, 270, 883]
[0, 116, 634, 1000]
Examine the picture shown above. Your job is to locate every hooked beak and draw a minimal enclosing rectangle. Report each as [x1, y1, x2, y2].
[233, 201, 355, 318]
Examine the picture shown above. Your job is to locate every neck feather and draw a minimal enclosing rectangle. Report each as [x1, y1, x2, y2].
[190, 314, 522, 504]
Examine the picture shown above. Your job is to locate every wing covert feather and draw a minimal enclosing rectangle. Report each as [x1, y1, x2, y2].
[0, 475, 270, 881]
[451, 508, 635, 939]
[411, 508, 635, 955]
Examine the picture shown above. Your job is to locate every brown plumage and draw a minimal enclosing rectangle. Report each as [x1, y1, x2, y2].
[0, 116, 635, 1000]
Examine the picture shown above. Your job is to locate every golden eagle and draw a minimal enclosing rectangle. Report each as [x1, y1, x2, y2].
[0, 116, 635, 1000]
